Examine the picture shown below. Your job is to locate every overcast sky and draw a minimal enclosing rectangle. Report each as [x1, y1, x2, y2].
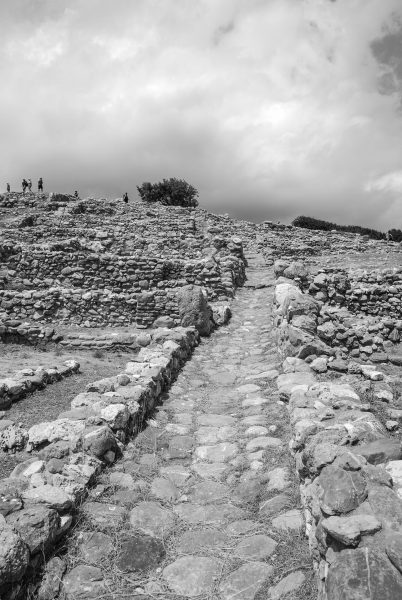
[1, 0, 402, 228]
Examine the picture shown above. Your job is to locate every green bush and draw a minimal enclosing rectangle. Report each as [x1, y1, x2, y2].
[137, 178, 199, 207]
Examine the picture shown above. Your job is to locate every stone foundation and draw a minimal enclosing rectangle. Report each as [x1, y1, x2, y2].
[273, 261, 402, 599]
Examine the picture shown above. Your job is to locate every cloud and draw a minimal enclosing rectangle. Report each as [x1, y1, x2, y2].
[365, 171, 402, 194]
[0, 0, 401, 229]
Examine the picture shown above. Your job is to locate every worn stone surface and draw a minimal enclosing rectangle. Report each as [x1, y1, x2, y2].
[326, 548, 402, 600]
[129, 501, 175, 537]
[235, 534, 277, 560]
[116, 535, 165, 572]
[62, 565, 109, 599]
[220, 561, 273, 600]
[162, 556, 222, 597]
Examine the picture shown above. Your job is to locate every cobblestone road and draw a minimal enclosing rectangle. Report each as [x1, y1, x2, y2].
[60, 254, 316, 600]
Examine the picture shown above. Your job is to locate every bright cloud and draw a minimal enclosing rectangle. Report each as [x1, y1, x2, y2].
[0, 0, 402, 229]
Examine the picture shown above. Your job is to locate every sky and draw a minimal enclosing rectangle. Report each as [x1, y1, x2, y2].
[1, 0, 402, 229]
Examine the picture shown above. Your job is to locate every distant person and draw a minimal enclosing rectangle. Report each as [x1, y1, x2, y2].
[28, 179, 32, 192]
[38, 177, 43, 192]
[6, 183, 10, 193]
[123, 192, 129, 204]
[22, 178, 28, 194]
[74, 190, 79, 199]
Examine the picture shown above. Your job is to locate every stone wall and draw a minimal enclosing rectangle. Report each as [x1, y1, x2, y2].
[273, 262, 402, 599]
[0, 325, 199, 599]
[309, 267, 402, 319]
[0, 360, 79, 413]
[0, 247, 244, 328]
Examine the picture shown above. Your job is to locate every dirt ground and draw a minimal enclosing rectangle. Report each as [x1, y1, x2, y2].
[0, 344, 135, 478]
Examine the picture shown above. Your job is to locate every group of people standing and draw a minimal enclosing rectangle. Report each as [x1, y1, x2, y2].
[5, 178, 43, 194]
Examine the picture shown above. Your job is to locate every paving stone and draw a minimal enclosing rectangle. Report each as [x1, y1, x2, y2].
[196, 426, 236, 443]
[232, 479, 262, 505]
[246, 437, 282, 452]
[242, 397, 269, 408]
[268, 571, 305, 599]
[234, 534, 277, 560]
[162, 556, 222, 597]
[173, 413, 193, 425]
[151, 477, 180, 502]
[194, 442, 238, 462]
[62, 565, 109, 599]
[266, 467, 291, 492]
[237, 384, 261, 394]
[83, 502, 126, 529]
[165, 423, 189, 435]
[78, 532, 114, 564]
[176, 529, 228, 553]
[109, 489, 141, 507]
[242, 415, 267, 426]
[116, 535, 165, 572]
[259, 494, 292, 517]
[197, 414, 236, 426]
[168, 435, 194, 458]
[226, 520, 258, 536]
[109, 472, 136, 490]
[189, 480, 229, 504]
[271, 509, 304, 531]
[191, 462, 227, 480]
[220, 561, 273, 600]
[129, 501, 175, 537]
[245, 426, 269, 436]
[159, 465, 191, 487]
[174, 502, 245, 525]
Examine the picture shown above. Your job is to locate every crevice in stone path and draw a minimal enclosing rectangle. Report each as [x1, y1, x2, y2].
[55, 253, 317, 600]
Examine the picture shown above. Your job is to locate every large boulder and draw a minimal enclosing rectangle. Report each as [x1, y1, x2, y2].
[6, 506, 60, 554]
[176, 285, 213, 336]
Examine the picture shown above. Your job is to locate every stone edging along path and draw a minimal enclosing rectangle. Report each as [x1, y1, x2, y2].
[273, 263, 402, 599]
[0, 325, 199, 599]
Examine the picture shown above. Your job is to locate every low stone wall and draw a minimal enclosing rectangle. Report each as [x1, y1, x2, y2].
[0, 360, 79, 412]
[0, 325, 199, 599]
[273, 262, 402, 599]
[310, 267, 402, 319]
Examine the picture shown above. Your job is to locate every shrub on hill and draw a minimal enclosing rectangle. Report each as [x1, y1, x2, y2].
[292, 215, 386, 240]
[137, 178, 199, 207]
[389, 229, 402, 242]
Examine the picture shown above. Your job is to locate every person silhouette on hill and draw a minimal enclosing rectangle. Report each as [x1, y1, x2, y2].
[123, 192, 129, 204]
[74, 190, 79, 199]
[38, 177, 43, 192]
[6, 183, 10, 193]
[22, 179, 28, 194]
[28, 179, 32, 192]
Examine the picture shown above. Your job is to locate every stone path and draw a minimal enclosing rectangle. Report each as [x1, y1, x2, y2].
[59, 254, 316, 600]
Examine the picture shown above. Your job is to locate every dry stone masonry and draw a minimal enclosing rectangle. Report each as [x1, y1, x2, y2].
[1, 191, 402, 599]
[273, 259, 402, 599]
[0, 325, 198, 599]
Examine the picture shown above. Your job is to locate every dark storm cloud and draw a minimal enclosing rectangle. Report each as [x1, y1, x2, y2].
[1, 0, 402, 229]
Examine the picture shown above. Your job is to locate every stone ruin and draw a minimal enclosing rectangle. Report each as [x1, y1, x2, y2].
[0, 191, 402, 599]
